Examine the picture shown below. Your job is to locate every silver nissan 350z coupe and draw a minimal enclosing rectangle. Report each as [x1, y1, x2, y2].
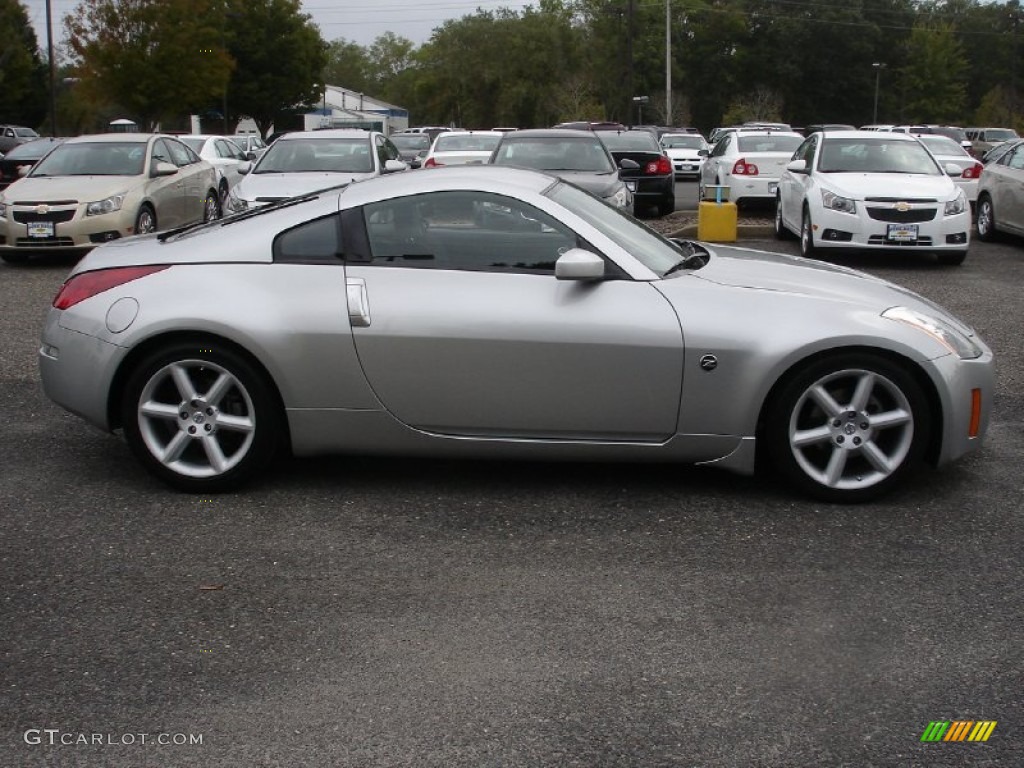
[39, 166, 994, 503]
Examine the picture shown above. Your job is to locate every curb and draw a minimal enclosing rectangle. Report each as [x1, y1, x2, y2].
[667, 222, 776, 241]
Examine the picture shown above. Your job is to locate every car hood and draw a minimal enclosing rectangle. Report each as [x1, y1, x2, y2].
[675, 244, 974, 334]
[235, 172, 372, 203]
[1, 175, 138, 203]
[820, 173, 957, 200]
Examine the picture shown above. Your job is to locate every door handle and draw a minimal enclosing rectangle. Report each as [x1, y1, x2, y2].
[346, 277, 371, 327]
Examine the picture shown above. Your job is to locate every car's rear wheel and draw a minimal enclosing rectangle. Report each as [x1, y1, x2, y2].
[976, 195, 997, 242]
[764, 353, 929, 503]
[657, 195, 675, 217]
[774, 195, 792, 240]
[121, 341, 282, 492]
[799, 207, 817, 257]
[135, 205, 156, 235]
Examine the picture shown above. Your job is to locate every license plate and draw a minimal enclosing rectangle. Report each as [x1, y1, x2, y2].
[887, 223, 918, 242]
[27, 221, 55, 238]
[768, 182, 778, 193]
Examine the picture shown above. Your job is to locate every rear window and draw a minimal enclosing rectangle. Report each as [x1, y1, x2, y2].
[736, 135, 803, 153]
[434, 134, 501, 152]
[599, 131, 660, 151]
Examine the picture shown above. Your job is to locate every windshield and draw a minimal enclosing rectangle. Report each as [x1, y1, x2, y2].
[31, 142, 146, 176]
[736, 135, 803, 153]
[391, 135, 430, 151]
[434, 134, 501, 152]
[817, 137, 942, 174]
[492, 137, 615, 173]
[547, 181, 691, 276]
[15, 128, 39, 138]
[4, 139, 63, 160]
[254, 138, 374, 174]
[662, 135, 705, 149]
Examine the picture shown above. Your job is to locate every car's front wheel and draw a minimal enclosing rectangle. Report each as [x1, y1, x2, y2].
[774, 195, 792, 240]
[121, 341, 282, 492]
[135, 205, 156, 235]
[764, 353, 929, 503]
[976, 195, 997, 242]
[799, 207, 817, 258]
[204, 189, 221, 222]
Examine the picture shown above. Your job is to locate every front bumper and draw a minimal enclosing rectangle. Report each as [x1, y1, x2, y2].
[809, 203, 971, 252]
[0, 205, 129, 251]
[926, 345, 995, 466]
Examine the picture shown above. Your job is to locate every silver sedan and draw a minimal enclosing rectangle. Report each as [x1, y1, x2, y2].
[39, 166, 994, 502]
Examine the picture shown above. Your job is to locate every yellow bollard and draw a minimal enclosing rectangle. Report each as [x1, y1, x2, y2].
[697, 200, 738, 242]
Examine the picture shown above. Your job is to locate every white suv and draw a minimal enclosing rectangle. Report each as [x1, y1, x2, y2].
[775, 130, 970, 265]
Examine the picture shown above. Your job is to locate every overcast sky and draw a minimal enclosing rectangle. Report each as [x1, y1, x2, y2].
[22, 0, 537, 51]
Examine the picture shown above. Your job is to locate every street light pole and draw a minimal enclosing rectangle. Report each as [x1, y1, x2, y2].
[872, 62, 886, 124]
[45, 0, 57, 135]
[665, 0, 671, 126]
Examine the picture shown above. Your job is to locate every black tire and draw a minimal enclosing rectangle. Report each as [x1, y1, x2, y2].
[799, 207, 817, 258]
[1, 252, 30, 264]
[936, 251, 967, 266]
[657, 195, 676, 217]
[975, 194, 997, 242]
[135, 205, 156, 235]
[204, 188, 221, 222]
[120, 341, 282, 492]
[764, 352, 929, 503]
[774, 195, 793, 240]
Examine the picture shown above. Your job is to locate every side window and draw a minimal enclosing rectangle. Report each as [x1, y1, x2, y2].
[1008, 148, 1024, 171]
[374, 136, 389, 168]
[273, 214, 343, 263]
[382, 138, 400, 162]
[711, 136, 730, 157]
[151, 138, 173, 167]
[166, 139, 195, 166]
[361, 191, 580, 274]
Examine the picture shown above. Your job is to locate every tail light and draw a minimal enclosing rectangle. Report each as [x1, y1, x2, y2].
[732, 158, 759, 175]
[53, 265, 169, 310]
[423, 157, 442, 168]
[644, 156, 672, 175]
[961, 162, 983, 180]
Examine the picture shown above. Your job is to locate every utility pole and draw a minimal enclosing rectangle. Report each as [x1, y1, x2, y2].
[665, 0, 671, 126]
[627, 0, 635, 126]
[45, 0, 57, 135]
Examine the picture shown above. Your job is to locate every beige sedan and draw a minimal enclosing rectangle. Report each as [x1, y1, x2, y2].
[0, 133, 218, 263]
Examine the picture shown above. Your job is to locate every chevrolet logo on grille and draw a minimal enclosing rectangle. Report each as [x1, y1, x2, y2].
[894, 201, 911, 212]
[35, 204, 50, 214]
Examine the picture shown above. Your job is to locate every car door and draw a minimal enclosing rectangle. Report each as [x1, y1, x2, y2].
[701, 134, 731, 188]
[166, 138, 207, 223]
[147, 138, 185, 227]
[214, 138, 245, 189]
[781, 135, 818, 228]
[343, 189, 684, 441]
[997, 146, 1024, 232]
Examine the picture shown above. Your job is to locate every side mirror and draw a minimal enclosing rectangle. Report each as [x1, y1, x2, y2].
[555, 248, 605, 281]
[383, 159, 407, 173]
[246, 151, 257, 161]
[786, 158, 808, 174]
[238, 161, 252, 174]
[151, 161, 178, 177]
[698, 149, 709, 157]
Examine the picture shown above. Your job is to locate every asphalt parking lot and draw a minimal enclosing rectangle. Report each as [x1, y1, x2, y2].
[1, 236, 1022, 767]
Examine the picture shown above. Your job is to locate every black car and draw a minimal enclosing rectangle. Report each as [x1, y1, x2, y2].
[390, 132, 431, 169]
[598, 129, 675, 217]
[0, 137, 66, 190]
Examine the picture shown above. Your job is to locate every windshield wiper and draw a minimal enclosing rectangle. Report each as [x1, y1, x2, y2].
[663, 240, 710, 276]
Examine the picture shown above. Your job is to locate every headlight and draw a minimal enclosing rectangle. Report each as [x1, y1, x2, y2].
[944, 189, 967, 216]
[605, 185, 631, 208]
[821, 189, 856, 214]
[883, 306, 982, 359]
[86, 194, 126, 217]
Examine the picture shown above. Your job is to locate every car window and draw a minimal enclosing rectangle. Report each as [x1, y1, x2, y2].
[166, 139, 197, 166]
[434, 134, 501, 152]
[795, 135, 817, 164]
[736, 135, 803, 153]
[215, 139, 241, 160]
[661, 135, 705, 149]
[256, 138, 374, 173]
[1008, 148, 1024, 171]
[599, 131, 660, 152]
[491, 137, 615, 172]
[151, 138, 173, 166]
[272, 214, 343, 263]
[361, 190, 579, 274]
[710, 136, 730, 157]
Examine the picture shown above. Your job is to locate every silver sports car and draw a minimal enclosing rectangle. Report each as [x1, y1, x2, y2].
[39, 166, 994, 503]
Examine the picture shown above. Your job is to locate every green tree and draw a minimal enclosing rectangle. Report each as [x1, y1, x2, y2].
[224, 0, 327, 137]
[898, 22, 968, 122]
[64, 0, 233, 129]
[0, 0, 48, 129]
[323, 38, 371, 93]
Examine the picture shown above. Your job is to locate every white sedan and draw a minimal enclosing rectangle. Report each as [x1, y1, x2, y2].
[423, 131, 503, 168]
[660, 133, 708, 178]
[179, 135, 252, 208]
[700, 129, 804, 204]
[775, 131, 971, 265]
[913, 134, 983, 203]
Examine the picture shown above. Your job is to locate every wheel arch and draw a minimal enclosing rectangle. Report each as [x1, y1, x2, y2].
[754, 345, 944, 469]
[107, 330, 292, 454]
